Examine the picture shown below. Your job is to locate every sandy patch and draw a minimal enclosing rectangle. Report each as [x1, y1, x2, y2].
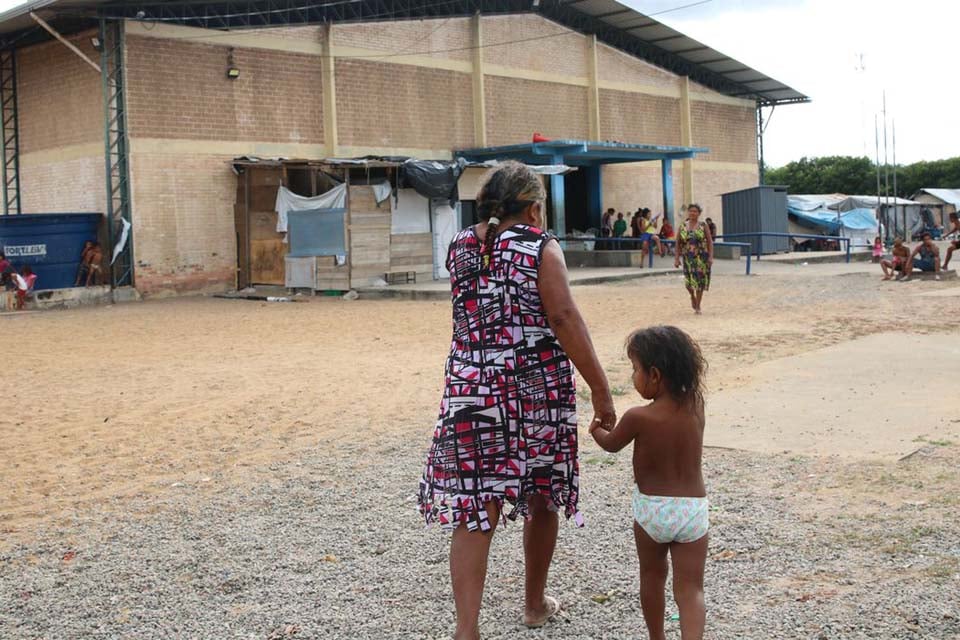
[707, 333, 960, 459]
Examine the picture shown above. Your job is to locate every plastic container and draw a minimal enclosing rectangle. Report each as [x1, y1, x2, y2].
[0, 213, 103, 289]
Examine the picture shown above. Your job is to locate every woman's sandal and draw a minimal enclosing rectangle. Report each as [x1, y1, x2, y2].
[522, 595, 561, 629]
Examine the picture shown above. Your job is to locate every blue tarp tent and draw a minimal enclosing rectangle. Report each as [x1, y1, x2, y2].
[787, 206, 878, 234]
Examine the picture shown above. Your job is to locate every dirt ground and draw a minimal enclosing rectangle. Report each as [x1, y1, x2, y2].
[2, 264, 959, 540]
[2, 263, 960, 638]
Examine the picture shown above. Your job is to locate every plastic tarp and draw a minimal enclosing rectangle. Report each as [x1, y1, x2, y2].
[788, 206, 877, 233]
[402, 158, 467, 207]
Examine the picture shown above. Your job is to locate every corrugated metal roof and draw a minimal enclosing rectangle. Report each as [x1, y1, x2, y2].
[913, 188, 960, 208]
[550, 0, 808, 105]
[1, 0, 808, 106]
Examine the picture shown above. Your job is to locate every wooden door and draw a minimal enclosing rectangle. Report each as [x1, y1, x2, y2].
[247, 167, 286, 285]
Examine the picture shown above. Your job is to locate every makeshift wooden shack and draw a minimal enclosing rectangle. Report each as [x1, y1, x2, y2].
[233, 158, 447, 291]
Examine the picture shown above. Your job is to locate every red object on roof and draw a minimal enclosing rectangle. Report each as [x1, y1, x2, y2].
[532, 133, 552, 143]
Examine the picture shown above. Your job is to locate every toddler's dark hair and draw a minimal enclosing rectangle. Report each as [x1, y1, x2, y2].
[627, 326, 707, 407]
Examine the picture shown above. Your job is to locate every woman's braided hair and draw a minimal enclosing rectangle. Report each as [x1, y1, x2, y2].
[475, 161, 546, 269]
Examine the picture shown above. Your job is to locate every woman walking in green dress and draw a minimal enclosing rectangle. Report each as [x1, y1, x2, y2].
[674, 204, 714, 314]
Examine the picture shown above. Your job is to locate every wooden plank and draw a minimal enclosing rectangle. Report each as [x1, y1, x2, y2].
[250, 186, 279, 213]
[250, 238, 286, 285]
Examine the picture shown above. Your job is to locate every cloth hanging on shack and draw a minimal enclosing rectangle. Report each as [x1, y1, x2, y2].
[275, 184, 347, 233]
[274, 181, 392, 233]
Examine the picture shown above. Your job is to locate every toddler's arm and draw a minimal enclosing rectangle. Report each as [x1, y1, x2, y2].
[590, 407, 643, 453]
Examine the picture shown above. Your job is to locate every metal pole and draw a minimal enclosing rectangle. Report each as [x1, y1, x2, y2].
[757, 103, 765, 184]
[875, 113, 883, 240]
[883, 91, 891, 238]
[893, 119, 903, 237]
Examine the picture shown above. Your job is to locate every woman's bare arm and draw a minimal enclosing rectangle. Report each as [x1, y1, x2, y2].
[539, 240, 615, 425]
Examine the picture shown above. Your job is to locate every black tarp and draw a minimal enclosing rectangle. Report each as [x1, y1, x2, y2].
[401, 158, 468, 207]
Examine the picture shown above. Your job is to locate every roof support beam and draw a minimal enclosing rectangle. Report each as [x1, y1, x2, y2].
[471, 12, 487, 146]
[30, 11, 101, 73]
[586, 33, 600, 140]
[679, 75, 694, 208]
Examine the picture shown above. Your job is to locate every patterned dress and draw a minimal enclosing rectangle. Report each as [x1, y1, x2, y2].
[418, 224, 581, 532]
[679, 221, 711, 292]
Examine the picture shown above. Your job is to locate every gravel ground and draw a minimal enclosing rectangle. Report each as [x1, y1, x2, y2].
[2, 430, 958, 639]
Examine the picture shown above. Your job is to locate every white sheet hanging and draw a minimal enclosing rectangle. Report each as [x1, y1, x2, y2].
[275, 183, 347, 233]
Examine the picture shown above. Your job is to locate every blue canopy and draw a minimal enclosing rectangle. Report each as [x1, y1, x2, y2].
[788, 206, 877, 233]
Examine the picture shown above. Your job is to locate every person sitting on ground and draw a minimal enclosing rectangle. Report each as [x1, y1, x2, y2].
[880, 238, 910, 281]
[902, 233, 941, 282]
[590, 326, 709, 640]
[74, 240, 95, 286]
[705, 217, 718, 241]
[85, 242, 104, 286]
[942, 212, 959, 270]
[12, 265, 37, 310]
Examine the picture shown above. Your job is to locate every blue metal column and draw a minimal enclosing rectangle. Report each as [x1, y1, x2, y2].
[550, 154, 566, 242]
[587, 165, 602, 230]
[661, 158, 674, 224]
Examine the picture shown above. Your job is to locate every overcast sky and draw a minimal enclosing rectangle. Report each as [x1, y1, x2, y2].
[633, 0, 958, 167]
[4, 0, 955, 167]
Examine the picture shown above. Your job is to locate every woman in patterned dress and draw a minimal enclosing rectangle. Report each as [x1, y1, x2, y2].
[419, 162, 616, 639]
[674, 203, 714, 314]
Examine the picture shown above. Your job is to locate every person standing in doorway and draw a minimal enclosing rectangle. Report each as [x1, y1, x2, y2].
[675, 204, 714, 314]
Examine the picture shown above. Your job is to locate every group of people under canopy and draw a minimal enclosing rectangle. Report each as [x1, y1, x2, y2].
[879, 211, 959, 282]
[600, 206, 718, 267]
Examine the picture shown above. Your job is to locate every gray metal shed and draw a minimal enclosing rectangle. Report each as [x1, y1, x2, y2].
[721, 185, 789, 254]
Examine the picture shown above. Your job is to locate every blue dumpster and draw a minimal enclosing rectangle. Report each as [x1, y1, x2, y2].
[0, 213, 103, 289]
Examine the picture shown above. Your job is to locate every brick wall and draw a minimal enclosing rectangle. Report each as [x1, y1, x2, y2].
[129, 151, 238, 296]
[599, 90, 680, 146]
[596, 43, 678, 89]
[690, 167, 759, 235]
[485, 76, 589, 145]
[335, 18, 472, 62]
[18, 32, 102, 153]
[482, 15, 587, 77]
[21, 156, 105, 213]
[17, 31, 104, 214]
[691, 101, 757, 164]
[125, 35, 324, 143]
[602, 162, 686, 222]
[335, 59, 474, 150]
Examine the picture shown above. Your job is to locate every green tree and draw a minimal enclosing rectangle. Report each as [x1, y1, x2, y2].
[765, 155, 960, 197]
[764, 156, 876, 194]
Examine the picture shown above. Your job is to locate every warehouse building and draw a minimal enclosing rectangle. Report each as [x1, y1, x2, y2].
[0, 0, 807, 296]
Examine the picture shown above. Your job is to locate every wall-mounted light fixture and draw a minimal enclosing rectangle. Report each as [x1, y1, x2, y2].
[90, 36, 102, 51]
[226, 48, 240, 79]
